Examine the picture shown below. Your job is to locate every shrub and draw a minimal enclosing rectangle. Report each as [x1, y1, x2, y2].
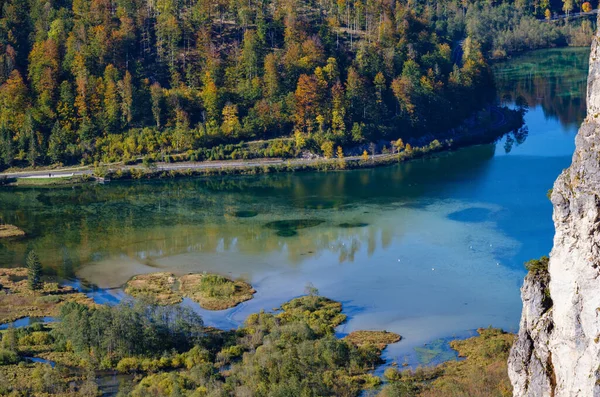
[525, 256, 549, 274]
[0, 349, 19, 365]
[116, 357, 140, 373]
[19, 331, 53, 346]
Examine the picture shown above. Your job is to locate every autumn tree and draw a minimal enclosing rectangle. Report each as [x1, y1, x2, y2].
[221, 103, 241, 136]
[103, 64, 120, 132]
[562, 0, 573, 15]
[294, 74, 322, 134]
[0, 70, 29, 137]
[321, 140, 334, 158]
[263, 53, 280, 98]
[28, 39, 60, 120]
[393, 138, 405, 153]
[201, 72, 220, 122]
[331, 82, 347, 138]
[582, 2, 592, 12]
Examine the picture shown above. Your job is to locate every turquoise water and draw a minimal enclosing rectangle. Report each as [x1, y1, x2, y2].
[0, 48, 590, 365]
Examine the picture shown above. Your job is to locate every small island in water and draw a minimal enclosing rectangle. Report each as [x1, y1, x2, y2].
[124, 272, 256, 310]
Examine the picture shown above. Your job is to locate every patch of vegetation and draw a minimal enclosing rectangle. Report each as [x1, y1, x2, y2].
[124, 272, 256, 310]
[276, 229, 298, 237]
[230, 210, 258, 218]
[124, 272, 181, 305]
[344, 331, 401, 350]
[264, 219, 325, 234]
[525, 256, 549, 275]
[127, 294, 388, 396]
[277, 295, 347, 335]
[0, 268, 94, 324]
[338, 222, 369, 228]
[0, 362, 92, 396]
[414, 338, 459, 366]
[15, 175, 91, 187]
[0, 224, 25, 238]
[180, 273, 255, 311]
[380, 328, 514, 397]
[53, 301, 205, 367]
[0, 282, 517, 397]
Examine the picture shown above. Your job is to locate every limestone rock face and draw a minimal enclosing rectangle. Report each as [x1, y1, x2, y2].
[508, 17, 600, 397]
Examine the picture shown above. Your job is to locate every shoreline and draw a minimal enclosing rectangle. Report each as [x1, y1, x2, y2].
[0, 106, 523, 186]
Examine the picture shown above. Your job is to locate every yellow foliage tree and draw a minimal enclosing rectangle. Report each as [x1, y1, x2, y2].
[294, 129, 306, 149]
[361, 150, 369, 161]
[582, 2, 592, 12]
[221, 103, 241, 136]
[336, 146, 346, 169]
[394, 138, 405, 153]
[321, 141, 334, 159]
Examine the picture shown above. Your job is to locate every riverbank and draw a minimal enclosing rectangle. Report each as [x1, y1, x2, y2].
[0, 106, 523, 186]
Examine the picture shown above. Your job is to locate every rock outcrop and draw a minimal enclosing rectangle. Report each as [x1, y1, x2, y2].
[508, 18, 600, 397]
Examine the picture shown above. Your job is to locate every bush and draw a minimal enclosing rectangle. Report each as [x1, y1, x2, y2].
[525, 256, 549, 274]
[116, 357, 140, 373]
[0, 349, 19, 365]
[19, 331, 53, 346]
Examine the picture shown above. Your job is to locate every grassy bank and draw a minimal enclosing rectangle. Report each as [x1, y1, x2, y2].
[0, 268, 94, 324]
[5, 175, 93, 187]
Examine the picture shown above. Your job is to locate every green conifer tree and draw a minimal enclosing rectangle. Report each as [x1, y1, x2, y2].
[26, 250, 42, 290]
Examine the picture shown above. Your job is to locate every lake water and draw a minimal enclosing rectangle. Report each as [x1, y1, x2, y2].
[0, 48, 590, 366]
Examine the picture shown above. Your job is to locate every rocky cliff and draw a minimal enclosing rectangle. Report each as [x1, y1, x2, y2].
[508, 18, 600, 397]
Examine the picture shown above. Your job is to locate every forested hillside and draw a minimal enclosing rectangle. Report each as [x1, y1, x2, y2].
[0, 0, 594, 168]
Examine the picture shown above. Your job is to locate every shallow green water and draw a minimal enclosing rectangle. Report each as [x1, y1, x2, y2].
[0, 47, 590, 365]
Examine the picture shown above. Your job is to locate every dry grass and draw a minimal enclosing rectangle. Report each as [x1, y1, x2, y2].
[180, 273, 255, 310]
[0, 224, 25, 238]
[344, 330, 402, 350]
[123, 272, 256, 310]
[0, 268, 94, 324]
[124, 272, 181, 305]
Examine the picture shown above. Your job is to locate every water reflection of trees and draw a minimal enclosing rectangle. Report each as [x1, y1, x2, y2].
[494, 48, 589, 128]
[0, 144, 496, 278]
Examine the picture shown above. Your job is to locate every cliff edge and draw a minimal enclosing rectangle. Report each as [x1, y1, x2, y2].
[508, 17, 600, 397]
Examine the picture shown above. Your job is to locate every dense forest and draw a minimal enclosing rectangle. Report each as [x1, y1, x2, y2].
[0, 0, 595, 169]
